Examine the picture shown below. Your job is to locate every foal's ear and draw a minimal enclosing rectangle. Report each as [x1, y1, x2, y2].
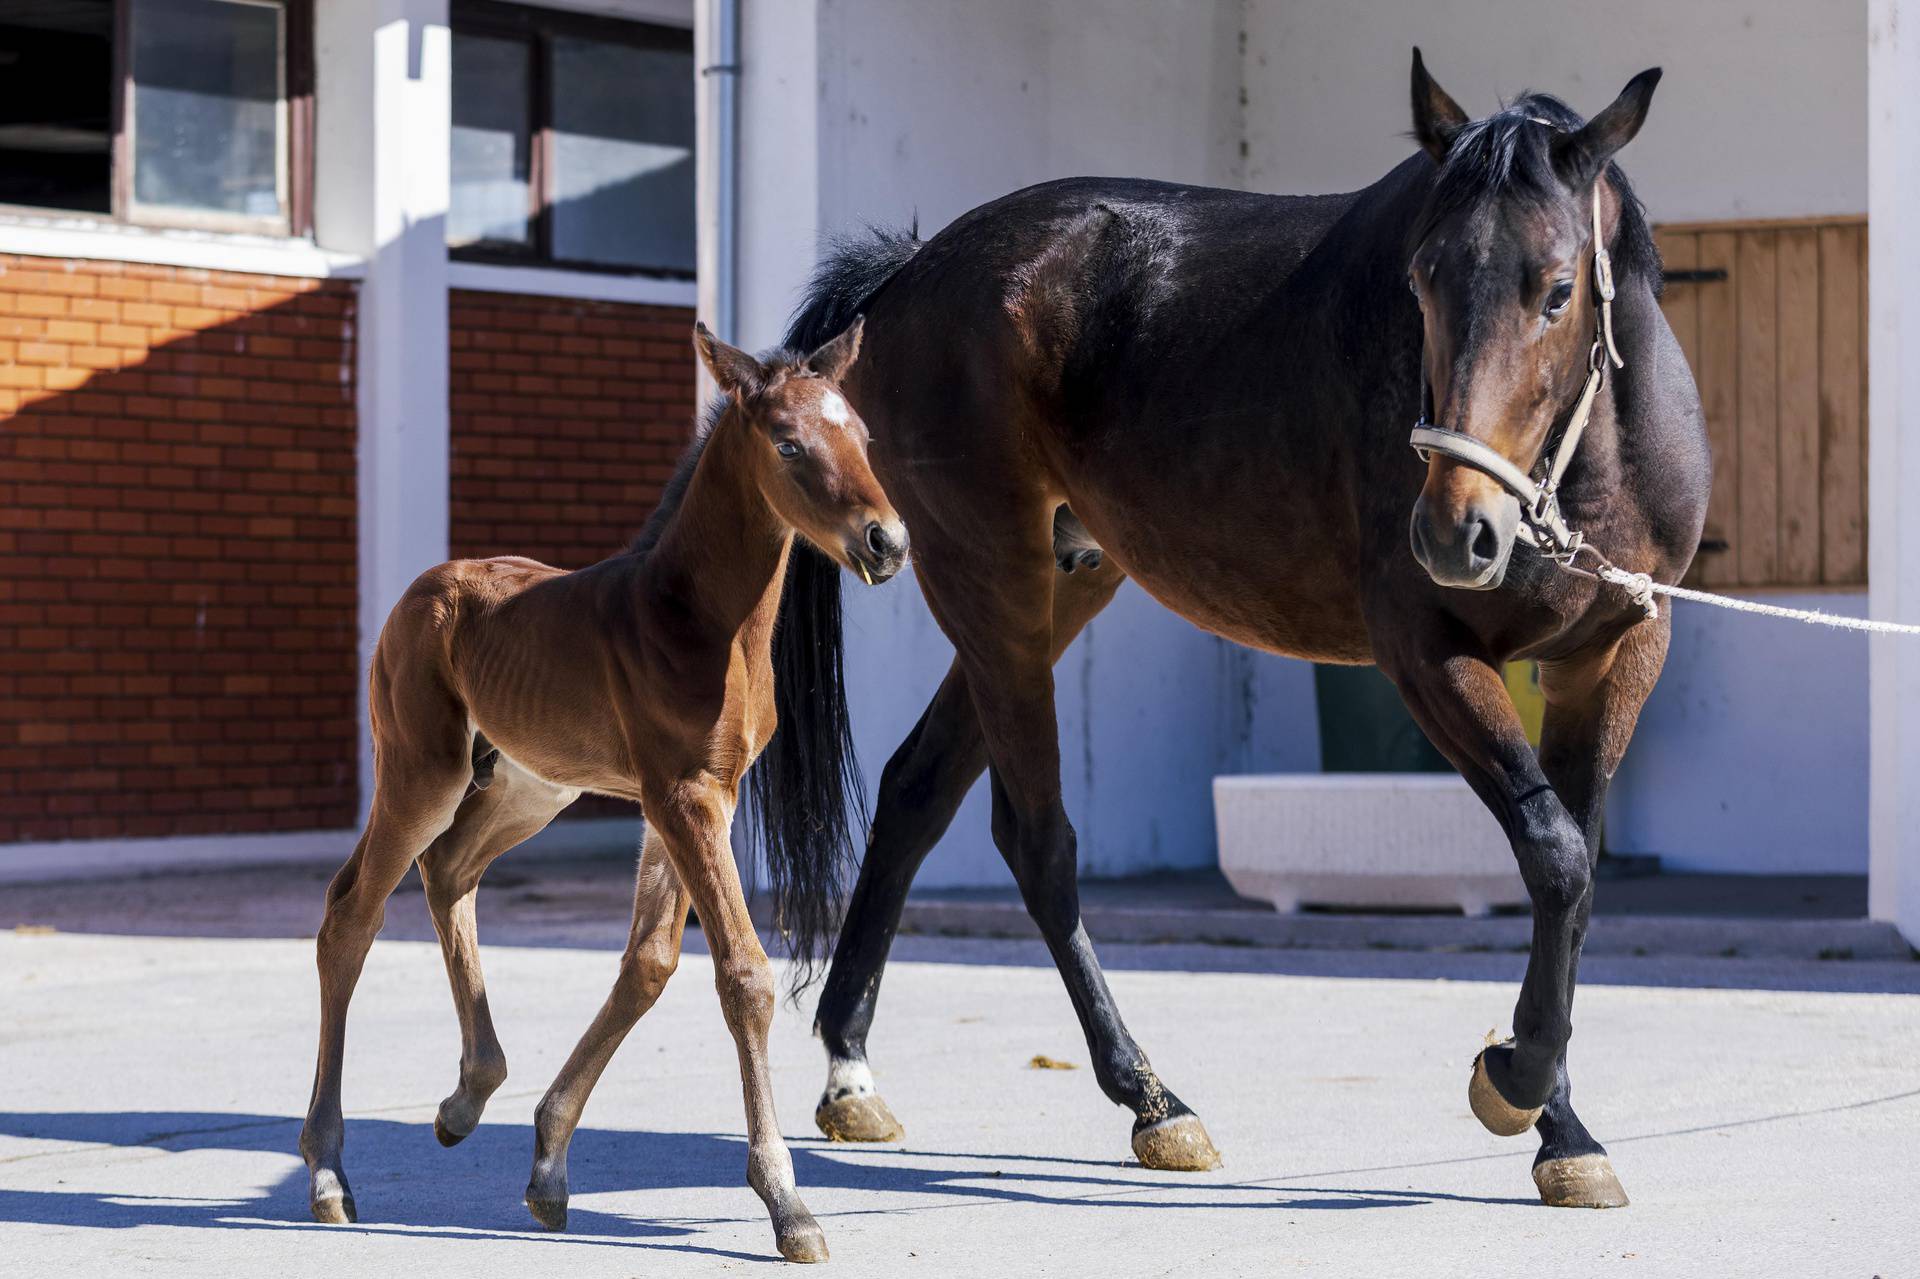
[1410, 48, 1469, 163]
[1553, 67, 1662, 188]
[693, 321, 767, 399]
[807, 314, 864, 384]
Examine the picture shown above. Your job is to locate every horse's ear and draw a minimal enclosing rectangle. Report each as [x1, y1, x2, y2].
[694, 321, 766, 399]
[1410, 48, 1469, 163]
[1553, 68, 1662, 188]
[807, 314, 864, 384]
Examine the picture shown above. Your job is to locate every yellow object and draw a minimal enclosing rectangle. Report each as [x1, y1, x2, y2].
[1503, 660, 1545, 747]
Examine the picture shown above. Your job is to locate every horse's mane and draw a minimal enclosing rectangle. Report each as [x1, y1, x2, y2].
[625, 351, 813, 557]
[1411, 93, 1661, 294]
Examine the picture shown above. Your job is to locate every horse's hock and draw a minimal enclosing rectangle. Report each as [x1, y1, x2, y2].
[1214, 775, 1527, 915]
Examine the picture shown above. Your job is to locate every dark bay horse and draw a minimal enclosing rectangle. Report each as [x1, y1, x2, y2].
[299, 318, 905, 1262]
[758, 53, 1708, 1209]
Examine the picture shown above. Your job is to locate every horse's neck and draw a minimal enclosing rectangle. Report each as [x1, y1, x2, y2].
[645, 413, 793, 648]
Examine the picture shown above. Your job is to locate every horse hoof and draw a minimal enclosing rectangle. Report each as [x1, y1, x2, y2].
[1534, 1153, 1629, 1208]
[815, 1092, 904, 1143]
[1131, 1113, 1222, 1171]
[1469, 1046, 1542, 1137]
[433, 1113, 470, 1147]
[526, 1194, 568, 1232]
[310, 1193, 356, 1225]
[776, 1215, 831, 1263]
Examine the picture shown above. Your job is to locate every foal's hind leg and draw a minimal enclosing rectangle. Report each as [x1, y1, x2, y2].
[1524, 617, 1669, 1208]
[300, 669, 471, 1223]
[526, 825, 690, 1231]
[912, 523, 1219, 1171]
[814, 560, 1123, 1144]
[417, 765, 568, 1146]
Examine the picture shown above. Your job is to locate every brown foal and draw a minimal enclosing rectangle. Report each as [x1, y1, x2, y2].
[297, 317, 906, 1263]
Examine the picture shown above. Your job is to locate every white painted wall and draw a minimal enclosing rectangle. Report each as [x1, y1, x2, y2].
[1242, 0, 1866, 221]
[1607, 593, 1868, 874]
[1867, 0, 1920, 943]
[736, 0, 1876, 887]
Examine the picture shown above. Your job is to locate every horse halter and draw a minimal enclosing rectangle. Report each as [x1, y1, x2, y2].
[1409, 184, 1624, 562]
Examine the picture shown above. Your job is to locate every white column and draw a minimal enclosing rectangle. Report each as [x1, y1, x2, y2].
[315, 0, 453, 821]
[1868, 0, 1920, 945]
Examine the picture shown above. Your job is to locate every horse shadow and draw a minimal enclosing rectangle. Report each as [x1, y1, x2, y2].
[0, 1108, 1494, 1257]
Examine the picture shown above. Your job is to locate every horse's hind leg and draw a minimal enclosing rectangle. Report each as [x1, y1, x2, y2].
[1525, 616, 1670, 1208]
[526, 825, 690, 1231]
[417, 765, 567, 1147]
[912, 518, 1219, 1172]
[814, 559, 1123, 1144]
[300, 659, 471, 1224]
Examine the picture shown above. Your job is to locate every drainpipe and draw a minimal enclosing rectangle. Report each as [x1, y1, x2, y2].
[696, 0, 740, 357]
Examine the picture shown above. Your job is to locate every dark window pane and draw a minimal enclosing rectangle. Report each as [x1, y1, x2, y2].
[449, 32, 532, 249]
[549, 35, 694, 272]
[0, 0, 113, 213]
[130, 0, 284, 220]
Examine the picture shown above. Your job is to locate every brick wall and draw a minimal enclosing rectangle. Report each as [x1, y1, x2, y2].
[449, 290, 696, 565]
[0, 255, 359, 844]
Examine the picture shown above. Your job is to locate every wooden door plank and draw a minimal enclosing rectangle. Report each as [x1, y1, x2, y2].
[1775, 227, 1821, 584]
[1819, 224, 1864, 584]
[1694, 231, 1740, 585]
[1736, 230, 1779, 585]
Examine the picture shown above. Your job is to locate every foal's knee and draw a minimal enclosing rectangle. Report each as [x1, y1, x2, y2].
[614, 938, 680, 1017]
[718, 955, 776, 1032]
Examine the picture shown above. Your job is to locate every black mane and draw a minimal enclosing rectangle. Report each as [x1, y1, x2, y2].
[1412, 93, 1661, 292]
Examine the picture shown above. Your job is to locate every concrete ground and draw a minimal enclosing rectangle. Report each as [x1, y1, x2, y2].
[3, 861, 1919, 1277]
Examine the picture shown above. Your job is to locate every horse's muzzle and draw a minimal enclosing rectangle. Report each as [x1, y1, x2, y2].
[848, 518, 909, 584]
[1410, 492, 1520, 590]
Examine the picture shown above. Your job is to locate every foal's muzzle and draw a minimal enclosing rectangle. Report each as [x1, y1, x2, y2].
[847, 518, 909, 584]
[1410, 490, 1521, 590]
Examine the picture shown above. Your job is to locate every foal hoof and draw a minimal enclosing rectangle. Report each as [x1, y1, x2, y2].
[815, 1092, 904, 1143]
[433, 1114, 468, 1148]
[1131, 1113, 1222, 1171]
[1469, 1045, 1542, 1137]
[776, 1214, 831, 1263]
[310, 1192, 356, 1225]
[1534, 1153, 1630, 1208]
[525, 1194, 568, 1232]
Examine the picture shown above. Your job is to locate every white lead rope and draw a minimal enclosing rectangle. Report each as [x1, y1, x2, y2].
[1552, 544, 1920, 636]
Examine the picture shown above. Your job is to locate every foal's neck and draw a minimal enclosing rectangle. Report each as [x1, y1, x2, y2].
[644, 408, 793, 647]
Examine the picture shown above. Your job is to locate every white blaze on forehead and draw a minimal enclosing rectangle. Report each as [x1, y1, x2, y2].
[819, 389, 850, 426]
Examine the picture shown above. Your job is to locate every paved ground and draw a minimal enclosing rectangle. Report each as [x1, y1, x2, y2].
[3, 862, 1919, 1276]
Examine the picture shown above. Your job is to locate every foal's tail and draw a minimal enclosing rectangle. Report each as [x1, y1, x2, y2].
[749, 225, 922, 993]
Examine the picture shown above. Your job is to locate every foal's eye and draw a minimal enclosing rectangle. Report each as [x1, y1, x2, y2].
[775, 440, 802, 460]
[1543, 281, 1575, 318]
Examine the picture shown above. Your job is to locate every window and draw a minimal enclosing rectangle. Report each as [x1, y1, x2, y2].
[450, 2, 694, 276]
[0, 0, 311, 234]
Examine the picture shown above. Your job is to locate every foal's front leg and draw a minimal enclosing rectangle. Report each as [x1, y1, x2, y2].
[527, 826, 689, 1229]
[650, 786, 829, 1263]
[1379, 635, 1597, 1175]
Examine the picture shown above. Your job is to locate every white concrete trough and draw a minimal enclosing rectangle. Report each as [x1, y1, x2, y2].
[1214, 773, 1527, 916]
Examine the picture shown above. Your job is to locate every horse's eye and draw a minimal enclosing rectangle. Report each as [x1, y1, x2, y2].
[775, 440, 802, 460]
[1544, 281, 1575, 318]
[1408, 274, 1420, 298]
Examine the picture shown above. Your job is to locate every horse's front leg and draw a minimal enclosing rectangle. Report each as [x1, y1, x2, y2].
[1521, 614, 1670, 1207]
[1377, 629, 1599, 1181]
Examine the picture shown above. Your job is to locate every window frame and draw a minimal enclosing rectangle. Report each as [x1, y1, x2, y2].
[0, 0, 315, 237]
[449, 0, 695, 280]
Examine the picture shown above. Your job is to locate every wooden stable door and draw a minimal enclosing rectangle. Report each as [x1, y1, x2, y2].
[1653, 217, 1868, 589]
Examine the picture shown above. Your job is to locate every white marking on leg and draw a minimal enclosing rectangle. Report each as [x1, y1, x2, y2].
[825, 1056, 875, 1100]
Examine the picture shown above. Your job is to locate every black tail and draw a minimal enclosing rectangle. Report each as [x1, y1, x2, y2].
[748, 225, 922, 992]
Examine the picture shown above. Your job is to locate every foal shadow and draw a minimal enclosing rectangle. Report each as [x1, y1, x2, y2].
[0, 1108, 1467, 1253]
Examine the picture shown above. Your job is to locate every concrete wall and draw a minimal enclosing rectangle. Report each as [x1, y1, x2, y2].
[1607, 593, 1869, 875]
[1241, 0, 1866, 221]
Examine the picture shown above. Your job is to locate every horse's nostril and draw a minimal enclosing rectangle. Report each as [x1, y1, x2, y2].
[865, 521, 890, 557]
[1470, 518, 1500, 564]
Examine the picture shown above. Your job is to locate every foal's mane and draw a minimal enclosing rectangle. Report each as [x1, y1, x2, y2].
[625, 352, 815, 557]
[1411, 93, 1661, 294]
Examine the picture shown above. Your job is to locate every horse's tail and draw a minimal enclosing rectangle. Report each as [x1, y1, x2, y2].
[749, 225, 922, 993]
